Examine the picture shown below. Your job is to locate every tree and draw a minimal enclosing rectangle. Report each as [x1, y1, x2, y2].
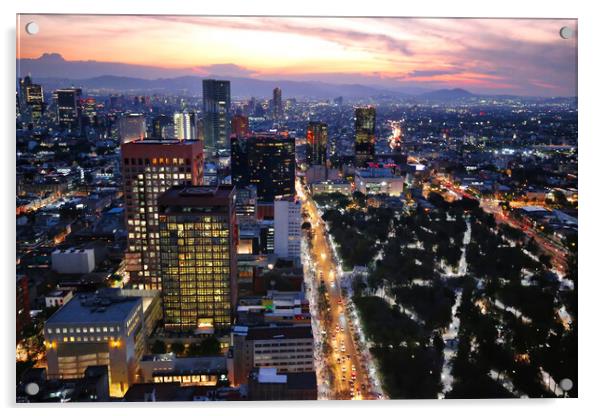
[539, 253, 552, 269]
[552, 190, 569, 208]
[184, 338, 222, 357]
[352, 191, 367, 209]
[150, 339, 167, 354]
[198, 336, 221, 355]
[427, 192, 447, 210]
[526, 237, 539, 254]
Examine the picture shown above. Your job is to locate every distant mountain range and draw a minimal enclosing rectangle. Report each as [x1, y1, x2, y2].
[19, 53, 414, 98]
[32, 74, 416, 99]
[419, 88, 475, 100]
[18, 53, 572, 101]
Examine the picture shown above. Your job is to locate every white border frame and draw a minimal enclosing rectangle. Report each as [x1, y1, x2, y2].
[2, 1, 598, 415]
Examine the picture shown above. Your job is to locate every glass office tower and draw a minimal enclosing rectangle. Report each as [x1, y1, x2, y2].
[306, 122, 328, 167]
[203, 79, 231, 153]
[354, 106, 376, 167]
[121, 139, 204, 290]
[158, 185, 237, 333]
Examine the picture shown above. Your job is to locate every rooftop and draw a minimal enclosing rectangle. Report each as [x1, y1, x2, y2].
[520, 205, 549, 213]
[355, 167, 400, 179]
[250, 368, 317, 390]
[122, 139, 200, 146]
[257, 368, 287, 384]
[45, 292, 141, 326]
[246, 325, 313, 341]
[141, 353, 227, 374]
[158, 185, 235, 209]
[123, 383, 213, 402]
[47, 290, 72, 298]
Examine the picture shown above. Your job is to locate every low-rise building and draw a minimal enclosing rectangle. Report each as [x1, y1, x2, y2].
[237, 290, 310, 326]
[248, 367, 317, 401]
[310, 180, 352, 196]
[138, 352, 228, 386]
[230, 325, 314, 386]
[45, 289, 74, 308]
[51, 248, 95, 274]
[44, 291, 146, 397]
[354, 167, 405, 196]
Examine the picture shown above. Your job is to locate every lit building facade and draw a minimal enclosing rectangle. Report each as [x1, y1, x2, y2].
[173, 111, 197, 141]
[310, 180, 352, 196]
[158, 185, 238, 333]
[231, 133, 295, 203]
[306, 122, 328, 167]
[55, 88, 82, 129]
[138, 353, 228, 386]
[25, 83, 44, 123]
[119, 114, 147, 144]
[354, 107, 376, 167]
[231, 114, 250, 137]
[274, 196, 301, 262]
[151, 114, 172, 139]
[121, 139, 204, 290]
[81, 97, 98, 125]
[354, 167, 406, 196]
[44, 292, 145, 398]
[235, 185, 258, 226]
[231, 326, 314, 386]
[203, 79, 231, 153]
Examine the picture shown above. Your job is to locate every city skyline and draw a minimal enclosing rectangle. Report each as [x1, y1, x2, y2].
[17, 15, 577, 96]
[15, 14, 578, 402]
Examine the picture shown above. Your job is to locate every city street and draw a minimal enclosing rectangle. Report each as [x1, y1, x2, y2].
[298, 180, 382, 400]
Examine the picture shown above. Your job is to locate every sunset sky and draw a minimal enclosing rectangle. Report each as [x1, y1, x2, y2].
[17, 15, 578, 96]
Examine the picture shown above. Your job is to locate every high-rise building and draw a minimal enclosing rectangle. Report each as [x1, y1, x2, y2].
[272, 87, 283, 120]
[81, 98, 97, 125]
[119, 114, 146, 144]
[25, 83, 44, 123]
[158, 185, 238, 333]
[231, 115, 249, 137]
[274, 196, 301, 263]
[203, 79, 231, 153]
[55, 88, 82, 129]
[18, 76, 32, 111]
[235, 185, 258, 225]
[174, 111, 197, 141]
[151, 115, 172, 139]
[43, 291, 145, 398]
[388, 120, 404, 152]
[354, 107, 376, 167]
[196, 117, 205, 143]
[121, 139, 204, 290]
[231, 133, 295, 202]
[306, 122, 328, 166]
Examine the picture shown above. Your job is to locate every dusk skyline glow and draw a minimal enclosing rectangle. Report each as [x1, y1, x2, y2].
[17, 15, 577, 96]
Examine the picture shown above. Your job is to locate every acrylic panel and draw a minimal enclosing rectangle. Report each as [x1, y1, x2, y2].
[15, 14, 577, 402]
